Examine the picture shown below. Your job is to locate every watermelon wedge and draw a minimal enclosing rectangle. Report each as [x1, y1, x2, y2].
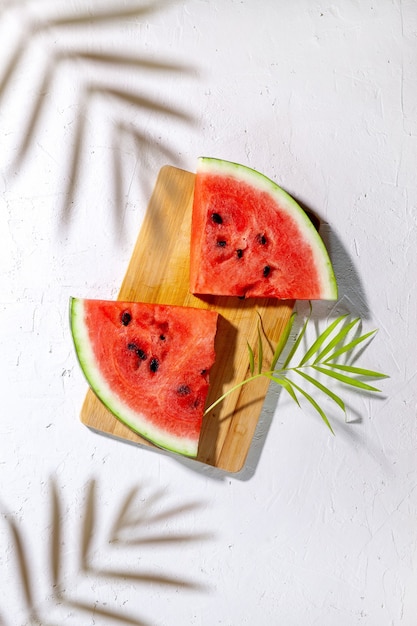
[190, 157, 337, 300]
[70, 298, 218, 457]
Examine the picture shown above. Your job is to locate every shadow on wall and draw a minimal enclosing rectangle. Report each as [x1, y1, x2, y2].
[293, 196, 370, 319]
[0, 477, 212, 625]
[0, 0, 195, 237]
[319, 223, 370, 319]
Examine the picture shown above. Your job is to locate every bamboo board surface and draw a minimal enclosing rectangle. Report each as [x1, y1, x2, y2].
[80, 165, 294, 473]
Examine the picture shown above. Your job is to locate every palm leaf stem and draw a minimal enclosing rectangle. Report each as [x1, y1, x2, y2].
[204, 373, 264, 415]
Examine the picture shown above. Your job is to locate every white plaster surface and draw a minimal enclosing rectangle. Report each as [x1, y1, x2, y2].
[1, 1, 416, 624]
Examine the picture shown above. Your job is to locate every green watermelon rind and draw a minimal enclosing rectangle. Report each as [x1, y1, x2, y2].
[69, 297, 199, 458]
[197, 157, 338, 300]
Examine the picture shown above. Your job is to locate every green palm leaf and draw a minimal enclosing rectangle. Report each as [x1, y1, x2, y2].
[257, 325, 264, 374]
[289, 379, 335, 434]
[265, 373, 300, 405]
[206, 305, 387, 434]
[324, 363, 388, 379]
[247, 341, 255, 376]
[282, 311, 310, 369]
[298, 314, 348, 366]
[313, 317, 361, 364]
[271, 312, 296, 370]
[323, 329, 377, 363]
[312, 365, 382, 392]
[293, 369, 346, 412]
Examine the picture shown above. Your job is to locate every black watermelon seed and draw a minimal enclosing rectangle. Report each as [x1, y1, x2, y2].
[121, 311, 132, 326]
[236, 248, 243, 258]
[217, 240, 227, 247]
[211, 212, 223, 224]
[159, 334, 166, 341]
[149, 357, 159, 373]
[263, 265, 271, 277]
[257, 234, 267, 245]
[127, 343, 147, 360]
[177, 384, 191, 396]
[200, 369, 207, 376]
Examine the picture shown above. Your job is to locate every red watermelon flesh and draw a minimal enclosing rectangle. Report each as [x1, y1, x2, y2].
[70, 298, 218, 457]
[190, 157, 337, 300]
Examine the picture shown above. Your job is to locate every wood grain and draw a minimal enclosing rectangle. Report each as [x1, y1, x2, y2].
[80, 165, 294, 473]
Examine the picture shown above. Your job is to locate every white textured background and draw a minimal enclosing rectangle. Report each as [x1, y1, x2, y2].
[1, 1, 416, 625]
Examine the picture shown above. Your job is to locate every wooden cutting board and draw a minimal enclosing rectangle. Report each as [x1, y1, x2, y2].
[80, 165, 294, 473]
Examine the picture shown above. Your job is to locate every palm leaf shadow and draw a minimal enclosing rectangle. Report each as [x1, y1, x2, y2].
[0, 0, 196, 232]
[79, 481, 209, 588]
[1, 477, 211, 625]
[3, 514, 34, 611]
[50, 479, 62, 590]
[111, 120, 183, 240]
[0, 1, 166, 105]
[1, 501, 57, 626]
[109, 485, 212, 547]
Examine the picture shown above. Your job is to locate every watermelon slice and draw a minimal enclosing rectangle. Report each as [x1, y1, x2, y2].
[70, 298, 218, 457]
[190, 157, 337, 300]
